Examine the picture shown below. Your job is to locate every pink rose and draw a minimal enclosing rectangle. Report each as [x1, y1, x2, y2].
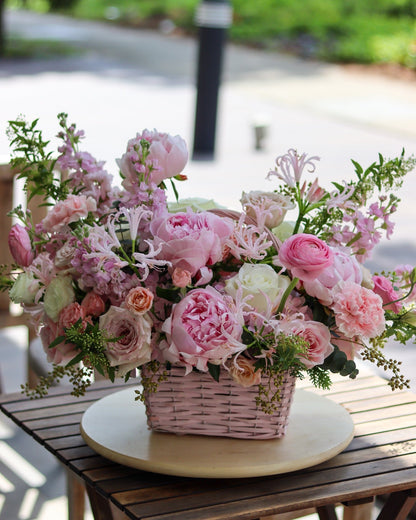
[303, 247, 362, 305]
[161, 286, 243, 373]
[280, 318, 333, 369]
[229, 357, 262, 387]
[332, 282, 385, 339]
[372, 275, 402, 313]
[151, 210, 234, 277]
[125, 287, 154, 315]
[58, 302, 86, 333]
[41, 194, 97, 233]
[81, 292, 106, 317]
[118, 130, 188, 186]
[99, 306, 152, 374]
[278, 233, 333, 282]
[8, 224, 34, 267]
[40, 318, 79, 365]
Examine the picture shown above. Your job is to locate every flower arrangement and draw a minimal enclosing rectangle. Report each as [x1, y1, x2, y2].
[3, 113, 416, 414]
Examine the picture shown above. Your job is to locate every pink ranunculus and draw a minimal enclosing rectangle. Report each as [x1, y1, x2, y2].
[99, 306, 152, 374]
[332, 282, 385, 339]
[303, 247, 362, 306]
[280, 318, 333, 369]
[41, 194, 97, 233]
[161, 286, 244, 373]
[278, 233, 334, 282]
[81, 292, 106, 317]
[372, 275, 402, 313]
[8, 224, 34, 267]
[118, 130, 188, 186]
[150, 210, 234, 277]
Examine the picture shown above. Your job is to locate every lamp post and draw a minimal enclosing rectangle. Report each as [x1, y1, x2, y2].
[192, 0, 232, 160]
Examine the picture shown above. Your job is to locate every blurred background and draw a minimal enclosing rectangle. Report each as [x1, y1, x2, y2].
[1, 1, 416, 519]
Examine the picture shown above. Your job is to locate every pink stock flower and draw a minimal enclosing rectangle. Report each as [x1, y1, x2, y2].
[99, 306, 152, 374]
[150, 210, 234, 277]
[161, 287, 244, 373]
[118, 129, 188, 187]
[42, 194, 97, 233]
[8, 224, 34, 267]
[372, 275, 402, 313]
[280, 318, 333, 369]
[278, 233, 334, 282]
[332, 282, 385, 339]
[303, 247, 362, 306]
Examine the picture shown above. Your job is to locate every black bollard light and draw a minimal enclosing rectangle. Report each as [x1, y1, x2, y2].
[192, 0, 232, 160]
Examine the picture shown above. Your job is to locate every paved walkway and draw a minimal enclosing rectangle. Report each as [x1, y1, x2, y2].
[1, 8, 416, 519]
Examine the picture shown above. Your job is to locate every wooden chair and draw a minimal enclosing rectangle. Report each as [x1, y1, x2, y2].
[0, 162, 86, 520]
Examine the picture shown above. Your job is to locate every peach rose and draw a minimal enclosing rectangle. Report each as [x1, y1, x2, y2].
[125, 287, 154, 315]
[229, 358, 261, 387]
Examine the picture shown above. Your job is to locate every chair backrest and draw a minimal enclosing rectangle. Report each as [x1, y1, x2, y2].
[0, 163, 47, 326]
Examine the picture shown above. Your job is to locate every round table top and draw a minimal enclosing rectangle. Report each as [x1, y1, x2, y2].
[80, 387, 354, 479]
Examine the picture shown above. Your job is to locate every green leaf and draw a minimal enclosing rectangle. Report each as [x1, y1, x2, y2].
[48, 335, 66, 349]
[156, 286, 181, 303]
[65, 351, 85, 367]
[207, 363, 220, 382]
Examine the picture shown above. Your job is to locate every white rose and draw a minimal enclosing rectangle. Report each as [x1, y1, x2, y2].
[43, 276, 76, 322]
[9, 272, 41, 305]
[225, 263, 291, 313]
[241, 191, 295, 228]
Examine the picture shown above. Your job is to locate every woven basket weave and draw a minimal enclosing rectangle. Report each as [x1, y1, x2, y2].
[142, 365, 296, 439]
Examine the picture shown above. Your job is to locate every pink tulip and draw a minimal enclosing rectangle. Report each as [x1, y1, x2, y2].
[8, 224, 34, 267]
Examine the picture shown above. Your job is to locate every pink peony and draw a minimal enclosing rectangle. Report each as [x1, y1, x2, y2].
[42, 194, 97, 233]
[161, 286, 244, 373]
[118, 129, 188, 186]
[332, 282, 385, 339]
[280, 318, 333, 369]
[8, 224, 34, 267]
[150, 210, 234, 277]
[303, 247, 362, 306]
[372, 275, 402, 313]
[99, 306, 152, 374]
[278, 233, 333, 282]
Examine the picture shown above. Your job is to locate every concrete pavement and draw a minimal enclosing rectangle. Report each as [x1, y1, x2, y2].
[1, 7, 416, 519]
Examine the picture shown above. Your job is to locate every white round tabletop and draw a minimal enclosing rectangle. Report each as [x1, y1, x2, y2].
[80, 387, 354, 479]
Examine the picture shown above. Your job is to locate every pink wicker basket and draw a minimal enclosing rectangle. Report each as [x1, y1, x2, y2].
[142, 365, 296, 439]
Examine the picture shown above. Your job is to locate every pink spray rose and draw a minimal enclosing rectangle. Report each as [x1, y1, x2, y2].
[99, 306, 152, 375]
[229, 357, 262, 387]
[172, 267, 192, 288]
[332, 282, 385, 339]
[8, 224, 34, 267]
[278, 233, 334, 282]
[118, 129, 188, 186]
[150, 210, 234, 277]
[58, 302, 86, 333]
[372, 275, 402, 313]
[280, 318, 333, 369]
[303, 247, 362, 306]
[41, 194, 97, 233]
[161, 286, 244, 373]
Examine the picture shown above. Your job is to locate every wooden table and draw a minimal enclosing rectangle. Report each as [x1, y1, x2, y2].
[1, 374, 416, 520]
